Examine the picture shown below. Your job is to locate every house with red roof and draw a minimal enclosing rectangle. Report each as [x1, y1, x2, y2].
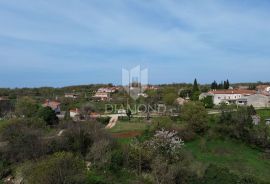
[200, 89, 256, 105]
[200, 89, 270, 107]
[42, 100, 61, 114]
[92, 92, 111, 101]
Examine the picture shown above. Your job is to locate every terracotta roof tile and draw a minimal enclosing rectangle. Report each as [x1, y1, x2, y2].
[209, 89, 256, 95]
[42, 100, 61, 110]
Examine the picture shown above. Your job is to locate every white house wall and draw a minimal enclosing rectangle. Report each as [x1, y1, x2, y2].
[213, 94, 242, 105]
[246, 94, 270, 108]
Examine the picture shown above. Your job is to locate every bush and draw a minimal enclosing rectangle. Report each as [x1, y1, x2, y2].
[201, 96, 214, 109]
[202, 164, 239, 184]
[37, 106, 59, 126]
[0, 118, 46, 162]
[202, 164, 264, 184]
[96, 116, 110, 125]
[217, 107, 258, 146]
[15, 97, 38, 118]
[138, 127, 154, 142]
[175, 127, 197, 142]
[0, 160, 10, 180]
[109, 149, 124, 172]
[163, 93, 178, 105]
[87, 139, 112, 170]
[151, 117, 174, 131]
[181, 102, 208, 135]
[86, 171, 107, 184]
[56, 121, 110, 156]
[22, 152, 86, 184]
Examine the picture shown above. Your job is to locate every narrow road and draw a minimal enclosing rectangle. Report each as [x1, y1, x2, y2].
[105, 115, 118, 129]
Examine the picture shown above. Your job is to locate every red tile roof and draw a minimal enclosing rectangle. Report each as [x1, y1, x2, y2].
[209, 89, 256, 95]
[42, 100, 61, 110]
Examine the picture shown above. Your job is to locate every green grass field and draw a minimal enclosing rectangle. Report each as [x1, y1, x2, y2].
[108, 121, 148, 133]
[257, 108, 270, 121]
[185, 138, 270, 182]
[109, 118, 270, 182]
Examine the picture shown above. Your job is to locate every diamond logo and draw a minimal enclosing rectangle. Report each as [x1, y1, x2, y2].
[122, 65, 148, 100]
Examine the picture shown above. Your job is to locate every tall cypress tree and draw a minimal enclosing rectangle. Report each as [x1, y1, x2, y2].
[211, 80, 218, 89]
[218, 81, 224, 89]
[226, 79, 230, 89]
[193, 78, 199, 92]
[192, 78, 200, 101]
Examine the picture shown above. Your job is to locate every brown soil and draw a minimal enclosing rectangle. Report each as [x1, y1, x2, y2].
[111, 131, 141, 138]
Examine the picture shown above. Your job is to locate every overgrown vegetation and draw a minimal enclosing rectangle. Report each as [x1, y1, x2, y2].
[0, 83, 270, 183]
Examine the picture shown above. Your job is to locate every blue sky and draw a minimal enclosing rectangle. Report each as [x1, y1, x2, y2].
[0, 0, 270, 87]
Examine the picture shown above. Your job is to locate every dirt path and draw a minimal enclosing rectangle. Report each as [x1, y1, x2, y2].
[111, 131, 141, 138]
[105, 115, 118, 129]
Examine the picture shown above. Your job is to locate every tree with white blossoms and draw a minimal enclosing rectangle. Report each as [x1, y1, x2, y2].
[147, 129, 184, 159]
[127, 129, 185, 177]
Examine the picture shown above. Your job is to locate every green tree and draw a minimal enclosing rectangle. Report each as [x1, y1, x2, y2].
[81, 102, 96, 120]
[218, 81, 224, 89]
[232, 107, 253, 140]
[191, 91, 200, 101]
[251, 121, 270, 148]
[87, 139, 112, 170]
[179, 89, 192, 99]
[191, 79, 200, 101]
[55, 121, 110, 157]
[201, 96, 214, 108]
[181, 101, 208, 134]
[247, 105, 256, 116]
[0, 100, 13, 117]
[37, 106, 59, 126]
[218, 107, 254, 142]
[22, 152, 86, 184]
[126, 109, 132, 121]
[211, 80, 218, 89]
[202, 164, 239, 184]
[15, 97, 38, 118]
[163, 93, 177, 105]
[192, 78, 199, 92]
[1, 118, 46, 162]
[224, 79, 230, 89]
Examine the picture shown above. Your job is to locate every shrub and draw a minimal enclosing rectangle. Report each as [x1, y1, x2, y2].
[181, 102, 208, 135]
[175, 127, 197, 142]
[55, 121, 111, 156]
[21, 152, 86, 184]
[37, 106, 59, 126]
[201, 96, 214, 109]
[15, 97, 38, 118]
[96, 116, 110, 125]
[0, 118, 46, 162]
[151, 117, 174, 131]
[202, 164, 239, 184]
[109, 149, 124, 172]
[86, 171, 107, 184]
